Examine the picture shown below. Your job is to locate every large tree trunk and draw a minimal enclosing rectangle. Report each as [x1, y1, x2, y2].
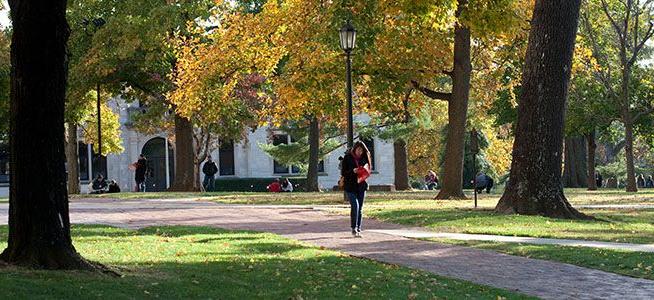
[394, 139, 410, 190]
[495, 0, 587, 219]
[65, 123, 80, 194]
[587, 131, 597, 190]
[306, 116, 320, 192]
[623, 114, 637, 192]
[1, 0, 97, 270]
[436, 2, 471, 199]
[562, 136, 587, 188]
[168, 113, 198, 191]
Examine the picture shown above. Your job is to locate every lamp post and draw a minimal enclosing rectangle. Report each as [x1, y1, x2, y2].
[470, 129, 479, 208]
[339, 21, 357, 149]
[83, 17, 106, 177]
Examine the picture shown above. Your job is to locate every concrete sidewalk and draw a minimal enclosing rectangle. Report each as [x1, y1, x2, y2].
[1, 198, 653, 300]
[368, 229, 654, 252]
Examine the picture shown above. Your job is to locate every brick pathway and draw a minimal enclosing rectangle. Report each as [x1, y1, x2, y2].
[1, 198, 653, 300]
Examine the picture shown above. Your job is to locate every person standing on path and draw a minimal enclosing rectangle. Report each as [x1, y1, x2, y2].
[341, 141, 372, 238]
[202, 155, 218, 192]
[133, 154, 148, 192]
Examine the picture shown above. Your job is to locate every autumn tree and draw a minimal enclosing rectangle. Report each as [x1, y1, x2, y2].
[495, 0, 587, 219]
[168, 7, 284, 189]
[1, 0, 101, 270]
[70, 0, 215, 192]
[580, 0, 654, 192]
[358, 0, 528, 198]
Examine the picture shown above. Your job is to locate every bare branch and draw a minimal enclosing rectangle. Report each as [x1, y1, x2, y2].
[629, 21, 654, 65]
[601, 0, 627, 46]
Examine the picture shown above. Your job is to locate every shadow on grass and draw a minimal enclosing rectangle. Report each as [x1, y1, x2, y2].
[0, 225, 529, 300]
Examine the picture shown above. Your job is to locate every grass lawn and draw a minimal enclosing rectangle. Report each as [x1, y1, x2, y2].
[0, 197, 6, 203]
[0, 225, 531, 299]
[427, 239, 654, 281]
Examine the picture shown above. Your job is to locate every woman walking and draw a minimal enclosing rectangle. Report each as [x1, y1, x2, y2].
[341, 141, 372, 238]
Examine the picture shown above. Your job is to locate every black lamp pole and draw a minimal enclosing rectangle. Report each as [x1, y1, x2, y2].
[470, 129, 479, 208]
[345, 51, 354, 149]
[340, 21, 356, 149]
[96, 83, 103, 177]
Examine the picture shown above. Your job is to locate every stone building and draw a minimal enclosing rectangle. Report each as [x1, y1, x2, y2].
[0, 98, 396, 196]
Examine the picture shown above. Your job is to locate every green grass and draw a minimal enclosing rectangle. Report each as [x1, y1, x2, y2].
[365, 207, 654, 244]
[0, 225, 531, 299]
[0, 197, 7, 203]
[427, 239, 654, 280]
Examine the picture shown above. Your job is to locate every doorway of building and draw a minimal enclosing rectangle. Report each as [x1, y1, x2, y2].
[141, 137, 175, 192]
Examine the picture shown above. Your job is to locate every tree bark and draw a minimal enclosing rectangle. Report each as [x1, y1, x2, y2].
[623, 114, 637, 192]
[562, 136, 587, 188]
[495, 0, 587, 219]
[1, 0, 99, 270]
[65, 123, 80, 194]
[435, 1, 471, 199]
[587, 131, 597, 190]
[306, 116, 320, 192]
[168, 113, 198, 191]
[394, 139, 410, 190]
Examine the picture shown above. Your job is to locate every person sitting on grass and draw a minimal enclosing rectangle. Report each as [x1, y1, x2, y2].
[267, 178, 282, 193]
[281, 178, 293, 192]
[108, 180, 121, 193]
[90, 173, 108, 194]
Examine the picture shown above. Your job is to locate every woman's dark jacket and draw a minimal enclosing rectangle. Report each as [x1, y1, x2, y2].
[341, 153, 369, 193]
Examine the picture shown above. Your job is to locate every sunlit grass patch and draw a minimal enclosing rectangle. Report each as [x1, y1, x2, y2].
[0, 225, 531, 299]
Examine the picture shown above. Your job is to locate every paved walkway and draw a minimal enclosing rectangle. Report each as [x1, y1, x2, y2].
[577, 204, 654, 210]
[368, 230, 654, 253]
[2, 198, 654, 300]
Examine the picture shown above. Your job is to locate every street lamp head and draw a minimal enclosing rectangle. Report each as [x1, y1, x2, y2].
[339, 21, 357, 52]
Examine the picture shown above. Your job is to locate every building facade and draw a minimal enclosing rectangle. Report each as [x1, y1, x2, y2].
[0, 98, 396, 196]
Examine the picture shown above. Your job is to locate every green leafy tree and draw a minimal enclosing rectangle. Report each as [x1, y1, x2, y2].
[579, 0, 654, 192]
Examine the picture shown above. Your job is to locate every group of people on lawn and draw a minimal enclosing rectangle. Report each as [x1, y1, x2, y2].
[595, 172, 654, 188]
[423, 170, 494, 194]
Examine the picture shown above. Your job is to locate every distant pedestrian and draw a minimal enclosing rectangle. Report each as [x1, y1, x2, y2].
[281, 178, 293, 192]
[133, 154, 148, 192]
[342, 141, 372, 238]
[475, 172, 493, 194]
[637, 174, 646, 188]
[595, 172, 603, 188]
[646, 175, 654, 188]
[202, 155, 218, 192]
[267, 178, 282, 193]
[424, 170, 438, 190]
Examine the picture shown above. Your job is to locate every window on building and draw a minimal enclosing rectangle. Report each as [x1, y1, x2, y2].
[219, 140, 235, 176]
[361, 138, 375, 170]
[318, 160, 325, 173]
[78, 142, 90, 181]
[0, 143, 9, 184]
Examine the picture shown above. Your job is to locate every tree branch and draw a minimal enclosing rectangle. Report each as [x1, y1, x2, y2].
[411, 80, 451, 101]
[601, 0, 627, 47]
